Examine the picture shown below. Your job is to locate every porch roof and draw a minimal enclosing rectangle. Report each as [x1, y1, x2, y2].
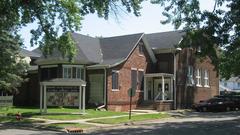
[144, 73, 174, 78]
[40, 78, 86, 86]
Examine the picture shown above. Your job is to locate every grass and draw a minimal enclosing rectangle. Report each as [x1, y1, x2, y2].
[0, 106, 127, 120]
[0, 116, 44, 123]
[87, 113, 170, 124]
[46, 123, 94, 130]
[36, 110, 126, 120]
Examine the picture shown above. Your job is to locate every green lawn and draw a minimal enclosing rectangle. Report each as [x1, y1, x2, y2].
[0, 106, 127, 120]
[87, 113, 170, 124]
[0, 116, 44, 123]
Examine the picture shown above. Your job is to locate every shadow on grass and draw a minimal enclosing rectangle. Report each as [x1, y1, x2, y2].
[0, 118, 65, 135]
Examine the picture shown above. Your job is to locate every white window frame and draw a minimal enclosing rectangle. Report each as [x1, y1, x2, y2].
[112, 70, 119, 91]
[187, 66, 194, 86]
[63, 67, 72, 79]
[195, 68, 202, 87]
[62, 65, 84, 79]
[204, 70, 210, 87]
[237, 82, 240, 88]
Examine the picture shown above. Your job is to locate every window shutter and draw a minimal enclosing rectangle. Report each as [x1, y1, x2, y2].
[138, 71, 144, 90]
[131, 70, 137, 90]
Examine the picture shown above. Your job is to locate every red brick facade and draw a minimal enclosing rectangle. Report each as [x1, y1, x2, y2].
[106, 40, 152, 111]
[176, 48, 219, 108]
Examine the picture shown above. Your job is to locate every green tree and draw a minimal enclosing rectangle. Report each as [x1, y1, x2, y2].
[0, 0, 143, 92]
[151, 0, 240, 79]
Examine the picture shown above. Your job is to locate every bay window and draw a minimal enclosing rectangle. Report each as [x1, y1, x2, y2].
[63, 65, 84, 80]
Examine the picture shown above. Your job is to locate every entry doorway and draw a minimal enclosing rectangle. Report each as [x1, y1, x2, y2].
[153, 78, 171, 100]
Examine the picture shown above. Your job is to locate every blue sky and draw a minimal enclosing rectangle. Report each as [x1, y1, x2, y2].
[20, 0, 216, 50]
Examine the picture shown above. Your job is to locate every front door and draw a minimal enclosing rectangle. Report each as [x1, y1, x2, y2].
[153, 78, 171, 100]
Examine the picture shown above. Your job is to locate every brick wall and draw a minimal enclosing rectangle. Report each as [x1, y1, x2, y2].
[176, 48, 219, 108]
[106, 40, 153, 111]
[14, 72, 40, 106]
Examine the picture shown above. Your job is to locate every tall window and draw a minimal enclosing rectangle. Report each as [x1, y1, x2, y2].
[187, 66, 194, 86]
[139, 43, 144, 55]
[112, 70, 119, 90]
[238, 82, 240, 88]
[204, 70, 210, 87]
[63, 65, 84, 79]
[138, 70, 144, 91]
[63, 67, 71, 78]
[131, 69, 137, 90]
[195, 68, 202, 87]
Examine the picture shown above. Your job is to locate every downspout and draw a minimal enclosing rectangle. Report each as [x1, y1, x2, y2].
[173, 53, 177, 110]
[104, 68, 107, 107]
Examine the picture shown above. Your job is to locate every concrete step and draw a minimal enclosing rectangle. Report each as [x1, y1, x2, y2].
[137, 101, 155, 110]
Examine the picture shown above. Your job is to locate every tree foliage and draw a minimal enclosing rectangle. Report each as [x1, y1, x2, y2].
[151, 0, 240, 79]
[0, 0, 143, 92]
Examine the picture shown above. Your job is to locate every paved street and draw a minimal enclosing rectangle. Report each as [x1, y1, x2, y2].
[86, 118, 240, 135]
[1, 111, 240, 135]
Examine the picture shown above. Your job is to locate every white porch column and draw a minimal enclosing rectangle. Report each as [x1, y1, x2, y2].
[40, 85, 43, 113]
[82, 85, 86, 113]
[171, 77, 174, 100]
[162, 76, 165, 100]
[79, 86, 82, 112]
[43, 85, 47, 113]
[144, 76, 147, 100]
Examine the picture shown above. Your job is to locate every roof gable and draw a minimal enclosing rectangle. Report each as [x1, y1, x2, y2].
[20, 48, 41, 58]
[146, 30, 185, 49]
[99, 33, 144, 65]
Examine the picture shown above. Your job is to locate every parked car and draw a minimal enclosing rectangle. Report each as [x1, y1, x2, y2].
[215, 95, 240, 110]
[193, 97, 235, 112]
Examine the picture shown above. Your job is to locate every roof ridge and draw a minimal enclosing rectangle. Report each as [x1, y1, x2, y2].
[146, 30, 184, 35]
[101, 33, 144, 39]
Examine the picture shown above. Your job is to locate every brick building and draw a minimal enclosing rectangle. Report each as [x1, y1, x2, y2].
[15, 30, 219, 112]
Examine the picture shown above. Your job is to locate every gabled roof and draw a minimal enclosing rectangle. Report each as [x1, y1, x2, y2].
[99, 33, 144, 65]
[71, 33, 102, 64]
[146, 30, 185, 49]
[32, 30, 186, 66]
[20, 48, 41, 58]
[35, 33, 102, 65]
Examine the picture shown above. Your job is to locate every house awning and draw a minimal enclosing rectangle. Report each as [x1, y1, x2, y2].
[144, 73, 174, 78]
[40, 78, 86, 86]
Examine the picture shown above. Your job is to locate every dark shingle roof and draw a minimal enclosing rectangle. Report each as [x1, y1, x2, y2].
[99, 33, 143, 65]
[35, 33, 102, 65]
[20, 48, 41, 58]
[71, 33, 102, 64]
[33, 30, 185, 66]
[146, 30, 185, 49]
